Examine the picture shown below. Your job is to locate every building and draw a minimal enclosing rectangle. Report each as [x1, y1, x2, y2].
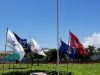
[90, 50, 100, 60]
[42, 48, 49, 52]
[0, 51, 13, 63]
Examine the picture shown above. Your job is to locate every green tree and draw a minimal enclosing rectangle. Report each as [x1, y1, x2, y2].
[86, 45, 95, 56]
[45, 49, 57, 62]
[97, 48, 100, 51]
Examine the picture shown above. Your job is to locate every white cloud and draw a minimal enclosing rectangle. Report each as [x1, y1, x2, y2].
[83, 33, 100, 48]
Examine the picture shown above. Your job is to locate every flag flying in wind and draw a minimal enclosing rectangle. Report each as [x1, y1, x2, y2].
[7, 29, 25, 61]
[13, 32, 31, 53]
[59, 40, 76, 59]
[30, 38, 46, 56]
[68, 47, 77, 59]
[69, 32, 88, 55]
[59, 40, 69, 55]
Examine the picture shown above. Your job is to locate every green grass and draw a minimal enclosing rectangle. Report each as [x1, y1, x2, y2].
[0, 63, 100, 75]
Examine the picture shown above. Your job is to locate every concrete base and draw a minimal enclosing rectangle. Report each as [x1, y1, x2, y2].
[30, 72, 47, 75]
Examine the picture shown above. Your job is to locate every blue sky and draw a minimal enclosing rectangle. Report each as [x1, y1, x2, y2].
[0, 0, 100, 50]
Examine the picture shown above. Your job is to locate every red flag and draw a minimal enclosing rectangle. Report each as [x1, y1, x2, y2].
[70, 32, 88, 55]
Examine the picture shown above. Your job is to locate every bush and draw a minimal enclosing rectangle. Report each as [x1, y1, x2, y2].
[3, 70, 72, 75]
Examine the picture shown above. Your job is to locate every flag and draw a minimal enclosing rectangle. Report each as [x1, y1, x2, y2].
[68, 47, 77, 59]
[59, 40, 76, 59]
[59, 40, 69, 55]
[7, 29, 25, 61]
[69, 32, 88, 55]
[13, 32, 31, 53]
[30, 38, 46, 56]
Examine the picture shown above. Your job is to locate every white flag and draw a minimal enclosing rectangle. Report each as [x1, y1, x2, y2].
[7, 29, 25, 60]
[30, 38, 46, 56]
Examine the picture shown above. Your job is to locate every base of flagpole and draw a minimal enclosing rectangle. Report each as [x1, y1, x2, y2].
[30, 72, 47, 75]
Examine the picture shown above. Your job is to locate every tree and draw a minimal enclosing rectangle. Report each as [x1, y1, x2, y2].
[45, 49, 57, 62]
[86, 45, 95, 56]
[97, 48, 100, 51]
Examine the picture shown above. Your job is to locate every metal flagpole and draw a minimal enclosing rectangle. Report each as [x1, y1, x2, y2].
[15, 34, 23, 75]
[56, 0, 60, 75]
[13, 30, 16, 75]
[67, 30, 71, 75]
[26, 43, 30, 68]
[26, 53, 29, 68]
[2, 27, 8, 75]
[19, 39, 22, 75]
[13, 48, 15, 75]
[30, 36, 32, 72]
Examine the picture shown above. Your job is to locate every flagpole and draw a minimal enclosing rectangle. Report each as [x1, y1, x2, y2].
[30, 36, 32, 72]
[26, 53, 29, 68]
[67, 30, 70, 75]
[19, 39, 22, 75]
[59, 38, 62, 61]
[12, 30, 15, 75]
[13, 47, 15, 75]
[57, 0, 60, 75]
[2, 27, 8, 74]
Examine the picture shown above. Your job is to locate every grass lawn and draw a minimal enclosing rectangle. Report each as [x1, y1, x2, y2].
[0, 63, 100, 75]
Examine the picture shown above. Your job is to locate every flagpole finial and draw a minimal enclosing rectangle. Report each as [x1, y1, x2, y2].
[69, 30, 70, 33]
[7, 27, 8, 29]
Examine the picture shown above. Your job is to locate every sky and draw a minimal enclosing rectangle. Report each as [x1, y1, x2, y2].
[0, 0, 100, 51]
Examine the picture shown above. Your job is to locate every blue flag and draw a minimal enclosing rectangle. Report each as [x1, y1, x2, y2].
[13, 32, 31, 53]
[59, 40, 76, 59]
[59, 40, 69, 55]
[68, 47, 77, 59]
